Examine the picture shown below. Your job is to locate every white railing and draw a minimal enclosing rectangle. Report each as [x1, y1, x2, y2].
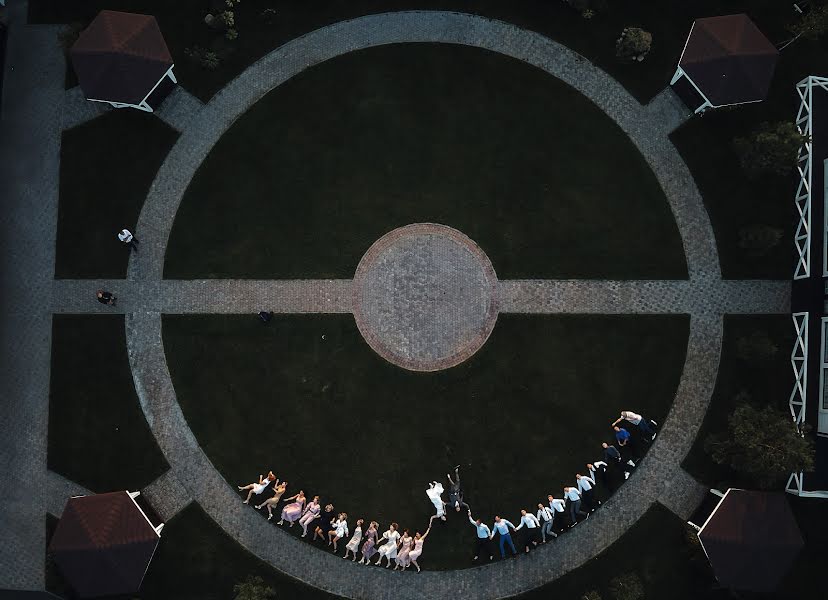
[790, 312, 809, 425]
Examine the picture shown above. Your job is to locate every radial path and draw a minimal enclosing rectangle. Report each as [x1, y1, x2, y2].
[0, 8, 794, 600]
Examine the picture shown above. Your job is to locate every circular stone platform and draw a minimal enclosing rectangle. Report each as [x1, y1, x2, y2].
[352, 223, 499, 371]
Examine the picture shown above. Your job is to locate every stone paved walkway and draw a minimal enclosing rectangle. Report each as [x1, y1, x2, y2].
[0, 1, 65, 590]
[62, 86, 110, 131]
[0, 8, 794, 600]
[45, 472, 93, 518]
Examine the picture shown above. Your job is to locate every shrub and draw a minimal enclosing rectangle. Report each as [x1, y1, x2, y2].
[582, 592, 603, 600]
[220, 10, 235, 28]
[616, 27, 652, 61]
[788, 5, 828, 40]
[733, 121, 809, 179]
[735, 330, 779, 362]
[233, 575, 275, 600]
[57, 22, 85, 54]
[225, 28, 239, 41]
[184, 46, 221, 70]
[737, 224, 783, 257]
[705, 403, 814, 489]
[260, 8, 278, 24]
[608, 573, 645, 600]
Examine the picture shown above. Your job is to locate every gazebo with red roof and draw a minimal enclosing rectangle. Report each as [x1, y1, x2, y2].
[48, 491, 164, 598]
[70, 10, 176, 113]
[696, 489, 803, 593]
[670, 14, 779, 114]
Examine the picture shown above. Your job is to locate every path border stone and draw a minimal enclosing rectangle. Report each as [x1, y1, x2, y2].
[116, 11, 787, 599]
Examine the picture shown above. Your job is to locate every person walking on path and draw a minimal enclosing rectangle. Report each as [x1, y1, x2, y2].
[491, 516, 518, 558]
[612, 410, 657, 440]
[536, 503, 557, 541]
[576, 473, 599, 512]
[468, 510, 493, 562]
[447, 466, 468, 513]
[408, 527, 431, 573]
[564, 486, 588, 527]
[96, 289, 117, 306]
[254, 480, 287, 520]
[547, 494, 566, 534]
[299, 496, 322, 537]
[514, 509, 541, 552]
[117, 228, 139, 252]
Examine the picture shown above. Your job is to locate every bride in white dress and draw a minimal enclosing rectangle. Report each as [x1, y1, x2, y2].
[426, 481, 446, 521]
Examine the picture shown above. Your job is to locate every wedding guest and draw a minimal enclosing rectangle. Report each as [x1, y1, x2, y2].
[254, 480, 287, 520]
[612, 410, 657, 440]
[547, 494, 566, 533]
[328, 512, 349, 552]
[358, 521, 379, 564]
[277, 490, 306, 526]
[409, 527, 431, 573]
[314, 504, 335, 542]
[536, 502, 557, 541]
[117, 228, 139, 252]
[394, 529, 413, 571]
[237, 471, 275, 504]
[447, 465, 467, 512]
[490, 516, 518, 558]
[564, 486, 588, 527]
[426, 481, 446, 521]
[468, 511, 493, 562]
[375, 523, 401, 567]
[96, 289, 117, 306]
[343, 519, 364, 561]
[576, 473, 599, 511]
[299, 496, 322, 537]
[514, 509, 541, 552]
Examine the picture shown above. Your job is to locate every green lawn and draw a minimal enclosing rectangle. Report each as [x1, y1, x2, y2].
[47, 505, 341, 600]
[165, 43, 685, 280]
[48, 315, 168, 492]
[682, 315, 794, 489]
[55, 111, 178, 279]
[164, 313, 688, 569]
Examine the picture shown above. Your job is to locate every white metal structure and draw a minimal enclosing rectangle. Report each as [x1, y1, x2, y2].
[793, 77, 828, 278]
[86, 64, 177, 113]
[790, 312, 808, 425]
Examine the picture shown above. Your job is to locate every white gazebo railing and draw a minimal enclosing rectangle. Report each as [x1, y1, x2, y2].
[789, 311, 808, 426]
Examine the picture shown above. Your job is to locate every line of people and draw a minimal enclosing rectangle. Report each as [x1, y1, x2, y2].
[236, 409, 657, 569]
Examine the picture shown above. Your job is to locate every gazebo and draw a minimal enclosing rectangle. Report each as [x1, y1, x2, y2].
[670, 14, 779, 114]
[48, 491, 163, 598]
[70, 10, 176, 113]
[696, 489, 803, 593]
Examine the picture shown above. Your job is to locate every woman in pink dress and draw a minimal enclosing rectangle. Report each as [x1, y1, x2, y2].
[299, 496, 321, 537]
[394, 529, 413, 571]
[277, 490, 306, 526]
[408, 526, 431, 573]
[358, 521, 379, 565]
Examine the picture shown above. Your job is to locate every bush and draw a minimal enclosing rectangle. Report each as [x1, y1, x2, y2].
[57, 22, 85, 55]
[737, 224, 783, 257]
[735, 330, 779, 361]
[788, 5, 828, 40]
[616, 27, 652, 61]
[705, 403, 815, 489]
[225, 28, 239, 41]
[582, 592, 603, 600]
[233, 575, 275, 600]
[260, 8, 278, 25]
[184, 46, 221, 70]
[733, 121, 809, 179]
[608, 573, 645, 600]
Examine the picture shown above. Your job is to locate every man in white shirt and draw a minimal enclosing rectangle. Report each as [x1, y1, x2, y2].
[547, 494, 566, 534]
[467, 511, 493, 562]
[536, 503, 557, 542]
[612, 410, 657, 440]
[564, 486, 588, 527]
[576, 473, 599, 512]
[117, 228, 139, 252]
[490, 516, 518, 558]
[514, 509, 541, 552]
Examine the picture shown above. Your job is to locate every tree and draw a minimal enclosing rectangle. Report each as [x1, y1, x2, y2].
[608, 573, 644, 600]
[788, 5, 828, 41]
[735, 329, 779, 361]
[733, 121, 809, 179]
[615, 27, 652, 62]
[705, 403, 815, 489]
[582, 591, 603, 600]
[233, 575, 275, 600]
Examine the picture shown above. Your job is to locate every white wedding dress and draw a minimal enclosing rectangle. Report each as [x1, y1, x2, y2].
[426, 482, 445, 517]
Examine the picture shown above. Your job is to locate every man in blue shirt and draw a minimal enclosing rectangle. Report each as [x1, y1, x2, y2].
[490, 516, 518, 558]
[614, 425, 631, 446]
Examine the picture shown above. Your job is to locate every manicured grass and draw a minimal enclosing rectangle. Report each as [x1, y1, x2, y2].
[164, 313, 688, 569]
[517, 503, 717, 600]
[166, 43, 685, 280]
[47, 505, 340, 600]
[682, 315, 794, 489]
[48, 315, 168, 492]
[55, 110, 178, 279]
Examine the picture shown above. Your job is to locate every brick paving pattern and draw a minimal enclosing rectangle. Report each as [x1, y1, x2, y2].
[154, 87, 205, 132]
[0, 9, 794, 600]
[352, 224, 499, 371]
[45, 472, 93, 518]
[0, 2, 65, 590]
[61, 86, 110, 131]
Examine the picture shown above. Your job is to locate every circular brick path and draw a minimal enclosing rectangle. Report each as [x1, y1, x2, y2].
[353, 224, 498, 371]
[119, 10, 784, 600]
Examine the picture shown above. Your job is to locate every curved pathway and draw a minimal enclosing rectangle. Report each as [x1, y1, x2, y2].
[104, 11, 793, 599]
[0, 7, 792, 598]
